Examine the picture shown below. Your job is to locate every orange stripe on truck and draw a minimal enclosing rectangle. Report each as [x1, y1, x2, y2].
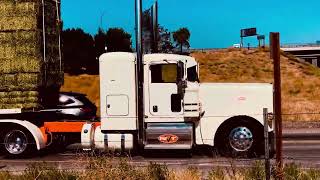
[39, 122, 101, 146]
[43, 122, 101, 133]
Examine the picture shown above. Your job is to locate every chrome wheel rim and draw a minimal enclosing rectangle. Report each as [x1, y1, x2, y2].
[4, 130, 28, 155]
[229, 127, 253, 152]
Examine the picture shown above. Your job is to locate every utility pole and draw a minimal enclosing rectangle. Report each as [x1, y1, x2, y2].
[135, 0, 145, 147]
[100, 11, 107, 29]
[270, 32, 283, 179]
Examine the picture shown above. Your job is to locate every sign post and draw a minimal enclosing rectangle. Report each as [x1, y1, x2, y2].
[257, 35, 265, 48]
[270, 32, 283, 179]
[264, 108, 271, 180]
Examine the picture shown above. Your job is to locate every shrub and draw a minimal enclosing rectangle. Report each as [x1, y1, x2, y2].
[207, 167, 225, 180]
[245, 161, 265, 180]
[146, 162, 170, 180]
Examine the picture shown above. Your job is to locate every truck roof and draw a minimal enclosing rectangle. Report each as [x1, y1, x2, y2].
[144, 53, 196, 63]
[99, 52, 197, 65]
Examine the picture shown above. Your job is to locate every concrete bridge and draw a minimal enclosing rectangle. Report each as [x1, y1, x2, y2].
[281, 45, 320, 67]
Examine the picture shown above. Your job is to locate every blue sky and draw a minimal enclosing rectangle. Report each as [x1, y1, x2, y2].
[62, 0, 320, 48]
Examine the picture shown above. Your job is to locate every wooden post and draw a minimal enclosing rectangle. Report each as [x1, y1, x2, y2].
[270, 32, 283, 179]
[264, 108, 271, 180]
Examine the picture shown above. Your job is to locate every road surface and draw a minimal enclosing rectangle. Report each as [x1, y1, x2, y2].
[1, 128, 320, 172]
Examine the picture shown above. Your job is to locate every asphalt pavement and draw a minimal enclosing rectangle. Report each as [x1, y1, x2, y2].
[1, 128, 320, 172]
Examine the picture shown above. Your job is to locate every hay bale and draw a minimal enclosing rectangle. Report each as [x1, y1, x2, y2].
[0, 90, 40, 109]
[0, 58, 41, 74]
[0, 0, 63, 110]
[0, 16, 37, 31]
[0, 91, 39, 98]
[0, 103, 39, 109]
[0, 97, 38, 104]
[0, 2, 38, 17]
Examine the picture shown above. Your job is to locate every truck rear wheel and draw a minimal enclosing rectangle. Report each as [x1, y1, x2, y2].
[216, 120, 264, 158]
[1, 127, 36, 158]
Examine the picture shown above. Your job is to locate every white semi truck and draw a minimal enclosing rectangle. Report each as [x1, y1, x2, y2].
[85, 52, 274, 157]
[0, 0, 274, 158]
[0, 52, 274, 158]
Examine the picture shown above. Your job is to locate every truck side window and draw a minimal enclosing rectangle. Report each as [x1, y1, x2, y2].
[151, 64, 178, 83]
[187, 66, 199, 82]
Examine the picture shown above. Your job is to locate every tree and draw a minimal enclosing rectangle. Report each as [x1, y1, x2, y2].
[173, 27, 191, 53]
[94, 28, 107, 58]
[158, 26, 173, 53]
[142, 9, 153, 53]
[142, 9, 173, 53]
[105, 28, 132, 52]
[62, 28, 96, 74]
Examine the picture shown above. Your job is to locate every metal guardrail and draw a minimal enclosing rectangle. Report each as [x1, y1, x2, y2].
[282, 133, 320, 140]
[281, 43, 320, 48]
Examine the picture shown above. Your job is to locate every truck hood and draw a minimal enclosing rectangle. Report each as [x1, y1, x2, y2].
[199, 83, 274, 117]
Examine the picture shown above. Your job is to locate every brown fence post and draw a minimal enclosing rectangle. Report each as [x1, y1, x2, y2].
[270, 32, 283, 179]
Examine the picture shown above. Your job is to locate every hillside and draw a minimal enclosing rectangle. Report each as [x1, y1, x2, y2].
[62, 49, 320, 121]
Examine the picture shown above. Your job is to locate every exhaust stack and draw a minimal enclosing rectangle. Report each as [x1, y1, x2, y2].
[151, 0, 158, 53]
[135, 0, 145, 147]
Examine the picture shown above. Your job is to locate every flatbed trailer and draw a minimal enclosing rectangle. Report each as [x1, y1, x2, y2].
[0, 109, 100, 157]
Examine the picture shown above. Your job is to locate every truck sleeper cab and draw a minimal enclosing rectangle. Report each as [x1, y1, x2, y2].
[95, 52, 274, 157]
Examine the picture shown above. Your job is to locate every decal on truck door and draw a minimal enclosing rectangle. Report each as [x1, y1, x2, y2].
[158, 134, 179, 144]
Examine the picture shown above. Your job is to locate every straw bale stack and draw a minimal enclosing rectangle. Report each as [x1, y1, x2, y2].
[0, 0, 63, 110]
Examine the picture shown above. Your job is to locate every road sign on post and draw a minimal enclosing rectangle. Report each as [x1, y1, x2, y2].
[241, 28, 257, 37]
[240, 28, 257, 48]
[270, 32, 283, 179]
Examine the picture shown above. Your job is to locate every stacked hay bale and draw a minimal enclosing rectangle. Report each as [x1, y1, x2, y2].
[0, 0, 63, 110]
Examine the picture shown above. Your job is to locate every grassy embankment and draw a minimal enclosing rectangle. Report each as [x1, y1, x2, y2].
[62, 49, 320, 121]
[1, 158, 319, 180]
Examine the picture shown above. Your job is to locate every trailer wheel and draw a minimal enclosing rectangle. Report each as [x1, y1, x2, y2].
[1, 127, 36, 158]
[216, 119, 264, 158]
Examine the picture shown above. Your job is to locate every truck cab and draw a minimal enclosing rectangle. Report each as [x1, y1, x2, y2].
[96, 52, 274, 157]
[144, 54, 201, 120]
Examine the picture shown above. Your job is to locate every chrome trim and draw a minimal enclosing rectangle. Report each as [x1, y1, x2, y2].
[4, 130, 28, 155]
[229, 127, 253, 152]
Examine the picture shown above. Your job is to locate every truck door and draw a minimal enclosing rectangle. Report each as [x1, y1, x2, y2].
[148, 63, 183, 116]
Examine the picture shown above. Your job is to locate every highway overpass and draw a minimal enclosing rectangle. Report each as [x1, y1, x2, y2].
[281, 45, 320, 67]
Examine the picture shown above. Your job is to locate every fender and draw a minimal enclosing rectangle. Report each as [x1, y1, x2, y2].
[0, 119, 46, 150]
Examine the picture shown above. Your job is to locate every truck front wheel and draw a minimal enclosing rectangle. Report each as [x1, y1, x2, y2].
[216, 120, 264, 158]
[1, 127, 36, 158]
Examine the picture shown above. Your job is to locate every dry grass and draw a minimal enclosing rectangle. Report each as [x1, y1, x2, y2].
[1, 158, 319, 180]
[62, 49, 320, 121]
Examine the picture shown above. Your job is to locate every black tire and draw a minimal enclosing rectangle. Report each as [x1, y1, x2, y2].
[0, 126, 37, 158]
[216, 119, 264, 158]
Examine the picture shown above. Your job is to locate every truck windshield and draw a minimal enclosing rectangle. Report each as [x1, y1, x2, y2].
[187, 66, 199, 82]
